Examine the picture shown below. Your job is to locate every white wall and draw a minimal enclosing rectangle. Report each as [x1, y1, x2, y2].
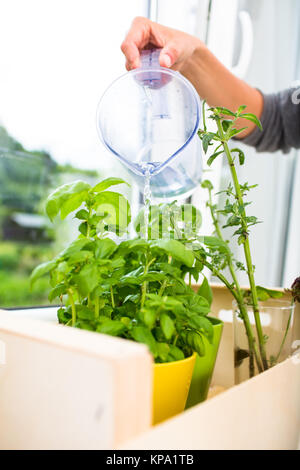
[219, 0, 299, 287]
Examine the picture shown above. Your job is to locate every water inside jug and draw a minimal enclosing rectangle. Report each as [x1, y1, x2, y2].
[96, 48, 203, 200]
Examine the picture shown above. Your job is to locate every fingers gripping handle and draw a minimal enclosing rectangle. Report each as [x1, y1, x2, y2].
[137, 48, 171, 92]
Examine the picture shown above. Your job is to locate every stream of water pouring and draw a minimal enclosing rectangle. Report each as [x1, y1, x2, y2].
[142, 164, 152, 240]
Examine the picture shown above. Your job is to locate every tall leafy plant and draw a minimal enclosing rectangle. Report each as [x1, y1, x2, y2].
[196, 104, 287, 376]
[31, 178, 215, 363]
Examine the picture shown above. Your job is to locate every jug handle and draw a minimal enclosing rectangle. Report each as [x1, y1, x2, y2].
[140, 48, 162, 69]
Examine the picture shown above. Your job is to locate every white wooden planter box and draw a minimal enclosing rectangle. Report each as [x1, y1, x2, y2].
[122, 286, 300, 450]
[0, 285, 299, 450]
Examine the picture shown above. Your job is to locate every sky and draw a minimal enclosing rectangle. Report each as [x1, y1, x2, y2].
[0, 0, 146, 171]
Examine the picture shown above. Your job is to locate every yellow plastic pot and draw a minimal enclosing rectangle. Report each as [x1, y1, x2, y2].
[153, 352, 196, 425]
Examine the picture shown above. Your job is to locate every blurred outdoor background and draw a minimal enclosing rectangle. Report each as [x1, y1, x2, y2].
[0, 0, 299, 307]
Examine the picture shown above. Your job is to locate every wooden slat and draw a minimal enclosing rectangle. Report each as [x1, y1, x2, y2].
[0, 311, 152, 449]
[121, 356, 300, 450]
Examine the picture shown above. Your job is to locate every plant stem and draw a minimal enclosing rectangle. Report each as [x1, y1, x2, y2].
[158, 280, 167, 296]
[158, 255, 172, 297]
[208, 187, 243, 293]
[216, 119, 268, 371]
[141, 251, 149, 309]
[86, 207, 92, 238]
[110, 286, 115, 309]
[206, 188, 262, 374]
[141, 255, 156, 308]
[173, 334, 179, 346]
[201, 258, 261, 375]
[94, 296, 99, 319]
[68, 290, 76, 326]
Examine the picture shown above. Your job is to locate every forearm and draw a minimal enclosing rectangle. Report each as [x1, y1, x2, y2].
[181, 41, 263, 138]
[241, 89, 300, 153]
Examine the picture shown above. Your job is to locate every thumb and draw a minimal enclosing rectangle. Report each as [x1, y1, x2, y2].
[159, 43, 180, 68]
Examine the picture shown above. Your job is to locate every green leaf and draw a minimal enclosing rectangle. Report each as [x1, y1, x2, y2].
[188, 316, 214, 344]
[160, 313, 175, 340]
[93, 177, 129, 193]
[48, 283, 67, 302]
[227, 127, 247, 139]
[156, 343, 170, 362]
[256, 286, 283, 301]
[207, 150, 223, 167]
[146, 295, 185, 314]
[218, 107, 236, 117]
[142, 308, 157, 329]
[30, 260, 57, 288]
[150, 239, 194, 267]
[57, 307, 71, 324]
[97, 319, 126, 336]
[77, 305, 95, 320]
[188, 267, 199, 283]
[118, 238, 149, 254]
[94, 238, 117, 259]
[75, 321, 94, 331]
[123, 294, 140, 304]
[142, 272, 166, 283]
[75, 209, 89, 220]
[67, 250, 93, 265]
[187, 331, 205, 356]
[197, 276, 213, 307]
[122, 267, 144, 279]
[168, 345, 185, 362]
[201, 132, 216, 154]
[183, 293, 210, 315]
[222, 119, 232, 132]
[203, 236, 231, 256]
[237, 105, 247, 113]
[131, 326, 157, 357]
[120, 316, 132, 328]
[238, 234, 246, 245]
[59, 238, 91, 258]
[231, 148, 245, 165]
[73, 263, 99, 296]
[88, 215, 104, 229]
[201, 179, 214, 191]
[245, 216, 260, 226]
[45, 180, 91, 221]
[153, 263, 182, 279]
[78, 221, 88, 236]
[223, 215, 241, 228]
[240, 113, 263, 130]
[94, 191, 131, 232]
[55, 261, 70, 275]
[60, 193, 87, 220]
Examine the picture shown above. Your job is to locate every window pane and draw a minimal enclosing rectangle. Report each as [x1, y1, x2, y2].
[0, 0, 146, 308]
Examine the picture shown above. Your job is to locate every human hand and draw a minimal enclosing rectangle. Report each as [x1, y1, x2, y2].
[121, 16, 201, 71]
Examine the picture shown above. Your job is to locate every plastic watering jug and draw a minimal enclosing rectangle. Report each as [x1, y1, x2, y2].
[96, 49, 202, 200]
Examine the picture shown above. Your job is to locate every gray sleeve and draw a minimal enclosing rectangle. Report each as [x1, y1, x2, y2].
[240, 88, 300, 153]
